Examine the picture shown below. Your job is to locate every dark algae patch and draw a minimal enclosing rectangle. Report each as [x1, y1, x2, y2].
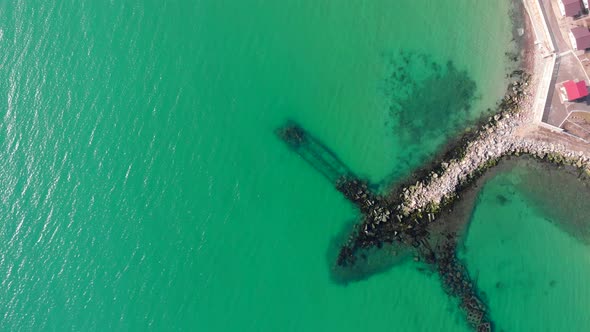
[385, 51, 478, 140]
[383, 51, 478, 173]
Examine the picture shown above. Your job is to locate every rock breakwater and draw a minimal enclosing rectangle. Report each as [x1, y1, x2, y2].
[278, 67, 590, 332]
[331, 69, 590, 331]
[339, 69, 590, 263]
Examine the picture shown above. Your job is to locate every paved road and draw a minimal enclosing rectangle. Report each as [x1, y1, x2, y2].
[536, 0, 590, 130]
[540, 0, 570, 52]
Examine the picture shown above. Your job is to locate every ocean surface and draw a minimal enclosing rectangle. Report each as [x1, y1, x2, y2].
[0, 0, 587, 331]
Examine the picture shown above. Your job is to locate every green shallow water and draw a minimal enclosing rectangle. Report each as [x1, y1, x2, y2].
[2, 0, 587, 331]
[463, 161, 590, 331]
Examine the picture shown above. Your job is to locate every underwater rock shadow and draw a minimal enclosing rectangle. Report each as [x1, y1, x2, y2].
[327, 218, 414, 285]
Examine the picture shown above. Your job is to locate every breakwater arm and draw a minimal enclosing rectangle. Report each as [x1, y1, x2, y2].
[277, 120, 495, 331]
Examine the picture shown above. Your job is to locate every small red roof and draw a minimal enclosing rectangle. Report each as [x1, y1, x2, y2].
[563, 80, 589, 100]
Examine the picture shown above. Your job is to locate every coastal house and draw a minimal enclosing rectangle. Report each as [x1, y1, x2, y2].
[560, 80, 589, 101]
[559, 0, 583, 17]
[569, 26, 590, 50]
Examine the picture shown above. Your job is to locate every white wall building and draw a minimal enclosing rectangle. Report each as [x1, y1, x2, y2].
[558, 0, 565, 16]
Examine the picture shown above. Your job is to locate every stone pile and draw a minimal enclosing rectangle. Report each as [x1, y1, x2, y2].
[434, 234, 492, 332]
[399, 73, 590, 215]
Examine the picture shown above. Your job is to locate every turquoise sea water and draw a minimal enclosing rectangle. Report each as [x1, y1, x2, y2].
[2, 1, 588, 331]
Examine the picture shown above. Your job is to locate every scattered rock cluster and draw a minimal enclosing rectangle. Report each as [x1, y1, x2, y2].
[336, 179, 379, 215]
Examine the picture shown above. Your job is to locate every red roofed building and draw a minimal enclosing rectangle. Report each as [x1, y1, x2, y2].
[559, 0, 583, 17]
[569, 27, 590, 50]
[560, 80, 589, 101]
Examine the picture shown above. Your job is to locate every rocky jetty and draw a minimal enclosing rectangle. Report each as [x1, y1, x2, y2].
[278, 66, 590, 331]
[434, 233, 492, 331]
[339, 69, 590, 264]
[280, 3, 584, 331]
[398, 82, 590, 215]
[331, 69, 590, 331]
